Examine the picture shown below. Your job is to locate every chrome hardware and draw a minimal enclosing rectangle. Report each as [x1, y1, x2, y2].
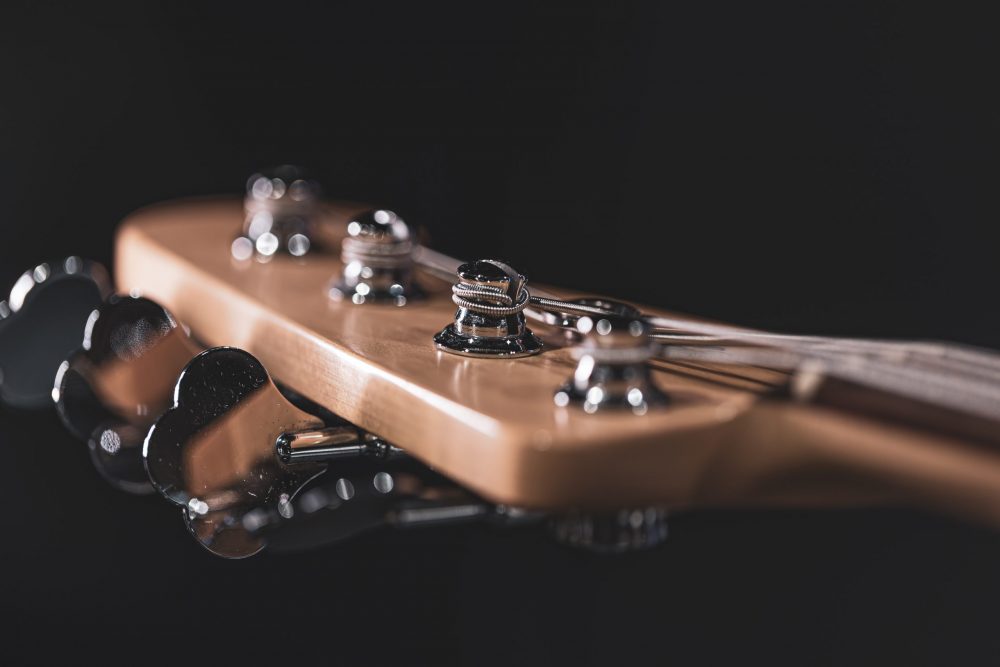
[241, 469, 542, 555]
[143, 346, 540, 557]
[0, 258, 111, 410]
[551, 507, 669, 553]
[433, 259, 543, 358]
[53, 295, 199, 494]
[276, 427, 404, 464]
[232, 165, 321, 260]
[328, 209, 423, 306]
[533, 297, 641, 340]
[554, 315, 667, 414]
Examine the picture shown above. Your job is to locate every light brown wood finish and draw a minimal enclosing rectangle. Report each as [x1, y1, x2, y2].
[116, 198, 1000, 523]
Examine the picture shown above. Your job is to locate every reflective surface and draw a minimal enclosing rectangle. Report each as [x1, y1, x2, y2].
[329, 208, 423, 305]
[236, 165, 321, 259]
[554, 315, 668, 414]
[249, 457, 540, 554]
[534, 297, 642, 339]
[434, 259, 543, 357]
[0, 258, 111, 410]
[143, 347, 325, 557]
[53, 295, 199, 493]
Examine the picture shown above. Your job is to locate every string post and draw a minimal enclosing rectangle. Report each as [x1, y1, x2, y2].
[433, 259, 543, 358]
[234, 165, 322, 261]
[554, 314, 668, 414]
[328, 209, 424, 306]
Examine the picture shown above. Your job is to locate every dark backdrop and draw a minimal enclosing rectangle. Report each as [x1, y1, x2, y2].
[2, 2, 1000, 665]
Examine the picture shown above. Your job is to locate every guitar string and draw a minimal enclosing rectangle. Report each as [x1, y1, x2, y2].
[660, 343, 1000, 422]
[413, 244, 1000, 389]
[412, 246, 1000, 415]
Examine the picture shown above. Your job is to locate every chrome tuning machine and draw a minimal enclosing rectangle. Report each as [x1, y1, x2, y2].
[53, 295, 201, 494]
[143, 347, 534, 558]
[0, 258, 112, 411]
[554, 313, 668, 414]
[434, 259, 543, 358]
[328, 208, 424, 306]
[233, 165, 321, 260]
[550, 507, 669, 553]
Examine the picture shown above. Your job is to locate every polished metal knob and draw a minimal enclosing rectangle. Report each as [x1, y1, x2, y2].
[433, 259, 543, 358]
[53, 295, 199, 494]
[143, 347, 410, 557]
[143, 346, 538, 557]
[554, 314, 667, 414]
[232, 165, 321, 260]
[0, 258, 111, 410]
[328, 208, 423, 306]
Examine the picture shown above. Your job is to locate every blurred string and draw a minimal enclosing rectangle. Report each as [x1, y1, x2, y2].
[416, 245, 1000, 421]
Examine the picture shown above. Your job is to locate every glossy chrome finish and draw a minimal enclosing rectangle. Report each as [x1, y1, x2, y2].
[551, 507, 669, 553]
[433, 259, 543, 358]
[144, 347, 327, 557]
[276, 427, 403, 464]
[532, 297, 641, 340]
[244, 463, 543, 555]
[0, 258, 111, 410]
[553, 315, 667, 414]
[328, 209, 423, 306]
[233, 165, 321, 260]
[53, 295, 199, 493]
[142, 346, 542, 557]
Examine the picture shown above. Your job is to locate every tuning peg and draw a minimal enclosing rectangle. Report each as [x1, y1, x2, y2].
[0, 258, 112, 410]
[328, 208, 424, 306]
[52, 294, 201, 493]
[433, 259, 543, 357]
[232, 165, 322, 260]
[553, 314, 668, 414]
[143, 346, 538, 557]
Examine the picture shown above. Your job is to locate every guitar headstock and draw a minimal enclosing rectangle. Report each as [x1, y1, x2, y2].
[8, 167, 1000, 559]
[114, 196, 774, 512]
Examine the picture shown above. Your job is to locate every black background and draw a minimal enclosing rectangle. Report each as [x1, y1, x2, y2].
[2, 2, 1000, 665]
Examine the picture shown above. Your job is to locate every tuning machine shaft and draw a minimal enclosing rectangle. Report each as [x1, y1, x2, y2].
[143, 347, 532, 558]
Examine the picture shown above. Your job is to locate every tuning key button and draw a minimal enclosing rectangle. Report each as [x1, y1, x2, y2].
[328, 209, 424, 306]
[433, 259, 543, 358]
[0, 258, 111, 411]
[52, 295, 200, 493]
[143, 346, 408, 558]
[234, 165, 321, 260]
[553, 315, 667, 414]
